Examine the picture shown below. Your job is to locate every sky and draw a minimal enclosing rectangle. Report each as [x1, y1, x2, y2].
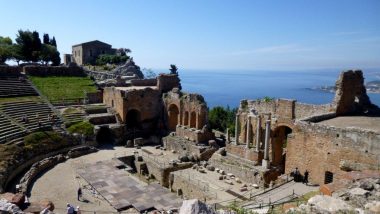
[1, 0, 380, 70]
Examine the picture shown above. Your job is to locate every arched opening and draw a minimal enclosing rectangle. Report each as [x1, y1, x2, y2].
[96, 126, 114, 144]
[126, 109, 141, 129]
[324, 171, 334, 184]
[168, 104, 179, 132]
[190, 112, 197, 128]
[272, 125, 292, 173]
[183, 111, 189, 126]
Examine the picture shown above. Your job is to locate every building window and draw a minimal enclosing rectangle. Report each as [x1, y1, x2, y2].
[90, 50, 93, 57]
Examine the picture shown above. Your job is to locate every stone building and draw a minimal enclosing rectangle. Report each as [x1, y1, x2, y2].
[225, 70, 380, 186]
[70, 40, 116, 65]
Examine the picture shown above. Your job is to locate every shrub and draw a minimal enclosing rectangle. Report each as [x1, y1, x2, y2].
[24, 131, 66, 151]
[67, 121, 94, 136]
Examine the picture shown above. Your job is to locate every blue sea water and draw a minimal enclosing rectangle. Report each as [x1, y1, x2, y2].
[176, 69, 380, 108]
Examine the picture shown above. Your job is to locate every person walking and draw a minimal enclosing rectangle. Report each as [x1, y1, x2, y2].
[77, 187, 82, 201]
[304, 170, 309, 184]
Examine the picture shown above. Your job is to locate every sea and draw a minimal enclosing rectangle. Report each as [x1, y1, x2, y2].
[171, 69, 380, 108]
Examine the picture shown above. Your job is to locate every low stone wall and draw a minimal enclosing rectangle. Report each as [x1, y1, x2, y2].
[163, 135, 218, 161]
[23, 65, 86, 77]
[0, 66, 21, 77]
[140, 152, 192, 187]
[170, 172, 216, 201]
[18, 146, 97, 193]
[130, 79, 157, 86]
[209, 153, 265, 186]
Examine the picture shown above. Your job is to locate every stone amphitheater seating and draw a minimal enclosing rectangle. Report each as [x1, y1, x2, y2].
[0, 77, 38, 98]
[0, 113, 25, 144]
[0, 101, 62, 144]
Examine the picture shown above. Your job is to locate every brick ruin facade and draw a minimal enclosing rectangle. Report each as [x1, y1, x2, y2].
[102, 73, 213, 144]
[228, 70, 380, 185]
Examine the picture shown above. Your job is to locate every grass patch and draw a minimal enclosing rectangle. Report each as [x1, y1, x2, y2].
[67, 121, 94, 136]
[29, 76, 97, 101]
[63, 107, 83, 115]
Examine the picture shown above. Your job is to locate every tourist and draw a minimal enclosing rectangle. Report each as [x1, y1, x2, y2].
[38, 120, 42, 128]
[47, 114, 51, 122]
[66, 203, 74, 214]
[77, 187, 82, 201]
[76, 206, 81, 214]
[304, 170, 309, 184]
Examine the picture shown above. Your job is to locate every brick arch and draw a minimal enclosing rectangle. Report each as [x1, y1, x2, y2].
[271, 125, 293, 174]
[190, 111, 197, 128]
[168, 104, 180, 132]
[183, 111, 189, 126]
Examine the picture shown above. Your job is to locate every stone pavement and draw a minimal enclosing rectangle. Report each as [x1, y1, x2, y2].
[242, 181, 319, 210]
[77, 158, 182, 212]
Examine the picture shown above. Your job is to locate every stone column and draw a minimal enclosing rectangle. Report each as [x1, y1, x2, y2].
[226, 128, 230, 143]
[255, 116, 261, 152]
[262, 119, 271, 169]
[246, 116, 251, 148]
[234, 114, 240, 145]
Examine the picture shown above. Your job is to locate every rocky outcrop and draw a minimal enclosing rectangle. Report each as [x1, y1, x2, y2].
[333, 70, 379, 115]
[288, 195, 353, 213]
[179, 199, 216, 214]
[291, 177, 380, 213]
[111, 58, 144, 79]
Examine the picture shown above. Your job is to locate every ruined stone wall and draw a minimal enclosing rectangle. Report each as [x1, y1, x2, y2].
[157, 74, 181, 93]
[103, 87, 125, 120]
[164, 89, 209, 132]
[209, 153, 265, 185]
[86, 91, 103, 104]
[0, 66, 21, 77]
[245, 99, 332, 120]
[333, 70, 376, 115]
[294, 102, 333, 119]
[285, 122, 380, 185]
[175, 126, 214, 143]
[130, 79, 157, 86]
[225, 144, 262, 163]
[23, 65, 86, 77]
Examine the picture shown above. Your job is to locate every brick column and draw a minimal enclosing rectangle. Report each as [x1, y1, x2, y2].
[234, 114, 240, 145]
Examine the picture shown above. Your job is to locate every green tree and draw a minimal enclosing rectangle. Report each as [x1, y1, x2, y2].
[208, 106, 237, 133]
[0, 36, 13, 64]
[40, 44, 56, 65]
[43, 33, 50, 44]
[169, 64, 178, 74]
[15, 30, 42, 62]
[50, 36, 57, 47]
[96, 54, 129, 65]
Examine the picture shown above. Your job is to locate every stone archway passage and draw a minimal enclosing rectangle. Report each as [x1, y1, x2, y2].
[272, 126, 292, 173]
[168, 104, 179, 132]
[190, 112, 196, 128]
[126, 109, 142, 129]
[96, 126, 114, 144]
